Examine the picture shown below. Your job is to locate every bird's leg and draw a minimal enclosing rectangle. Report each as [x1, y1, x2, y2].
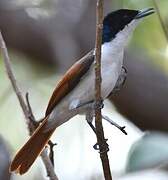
[84, 99, 104, 135]
[88, 122, 96, 134]
[77, 101, 127, 135]
[86, 110, 96, 134]
[85, 110, 109, 151]
[76, 100, 97, 134]
[111, 66, 127, 94]
[102, 114, 127, 135]
[94, 99, 104, 109]
[85, 110, 100, 150]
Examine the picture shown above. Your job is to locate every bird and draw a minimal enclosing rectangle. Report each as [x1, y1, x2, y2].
[10, 8, 155, 174]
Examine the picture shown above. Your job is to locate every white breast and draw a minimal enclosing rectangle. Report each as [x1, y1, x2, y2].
[67, 42, 124, 106]
[100, 41, 124, 98]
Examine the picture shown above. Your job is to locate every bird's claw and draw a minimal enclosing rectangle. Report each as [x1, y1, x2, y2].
[94, 100, 104, 110]
[93, 139, 109, 153]
[120, 126, 127, 135]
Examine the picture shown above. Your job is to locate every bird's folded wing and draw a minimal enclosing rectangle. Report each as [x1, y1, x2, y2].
[45, 50, 94, 116]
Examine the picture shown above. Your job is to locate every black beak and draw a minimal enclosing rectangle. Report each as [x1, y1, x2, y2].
[135, 8, 155, 19]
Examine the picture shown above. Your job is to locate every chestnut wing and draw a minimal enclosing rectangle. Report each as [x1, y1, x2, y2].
[45, 51, 94, 116]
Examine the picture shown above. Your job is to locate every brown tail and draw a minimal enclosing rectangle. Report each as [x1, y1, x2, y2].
[10, 117, 56, 174]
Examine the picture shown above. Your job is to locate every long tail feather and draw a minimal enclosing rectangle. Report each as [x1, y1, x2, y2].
[10, 117, 56, 174]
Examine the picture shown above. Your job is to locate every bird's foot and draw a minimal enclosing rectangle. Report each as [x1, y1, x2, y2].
[94, 99, 104, 110]
[93, 139, 109, 153]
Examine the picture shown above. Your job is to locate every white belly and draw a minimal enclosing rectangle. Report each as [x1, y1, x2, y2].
[101, 44, 124, 98]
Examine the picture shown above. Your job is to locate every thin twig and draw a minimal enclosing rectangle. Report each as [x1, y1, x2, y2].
[94, 1, 112, 180]
[0, 32, 29, 123]
[0, 31, 58, 180]
[41, 150, 58, 180]
[153, 0, 168, 42]
[48, 141, 57, 166]
[25, 93, 38, 135]
[25, 93, 36, 122]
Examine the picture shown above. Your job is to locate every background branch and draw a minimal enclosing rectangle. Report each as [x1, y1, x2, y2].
[94, 0, 112, 180]
[0, 31, 58, 180]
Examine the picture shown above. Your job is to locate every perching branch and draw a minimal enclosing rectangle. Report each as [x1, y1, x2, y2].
[94, 0, 112, 180]
[153, 0, 168, 42]
[0, 31, 58, 180]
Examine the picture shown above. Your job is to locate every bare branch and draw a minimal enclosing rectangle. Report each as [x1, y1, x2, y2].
[25, 93, 39, 135]
[48, 141, 57, 166]
[25, 93, 36, 122]
[41, 150, 58, 180]
[0, 31, 58, 180]
[94, 0, 112, 179]
[0, 32, 29, 123]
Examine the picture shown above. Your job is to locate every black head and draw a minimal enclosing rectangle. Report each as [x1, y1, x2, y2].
[103, 9, 138, 44]
[102, 8, 154, 44]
